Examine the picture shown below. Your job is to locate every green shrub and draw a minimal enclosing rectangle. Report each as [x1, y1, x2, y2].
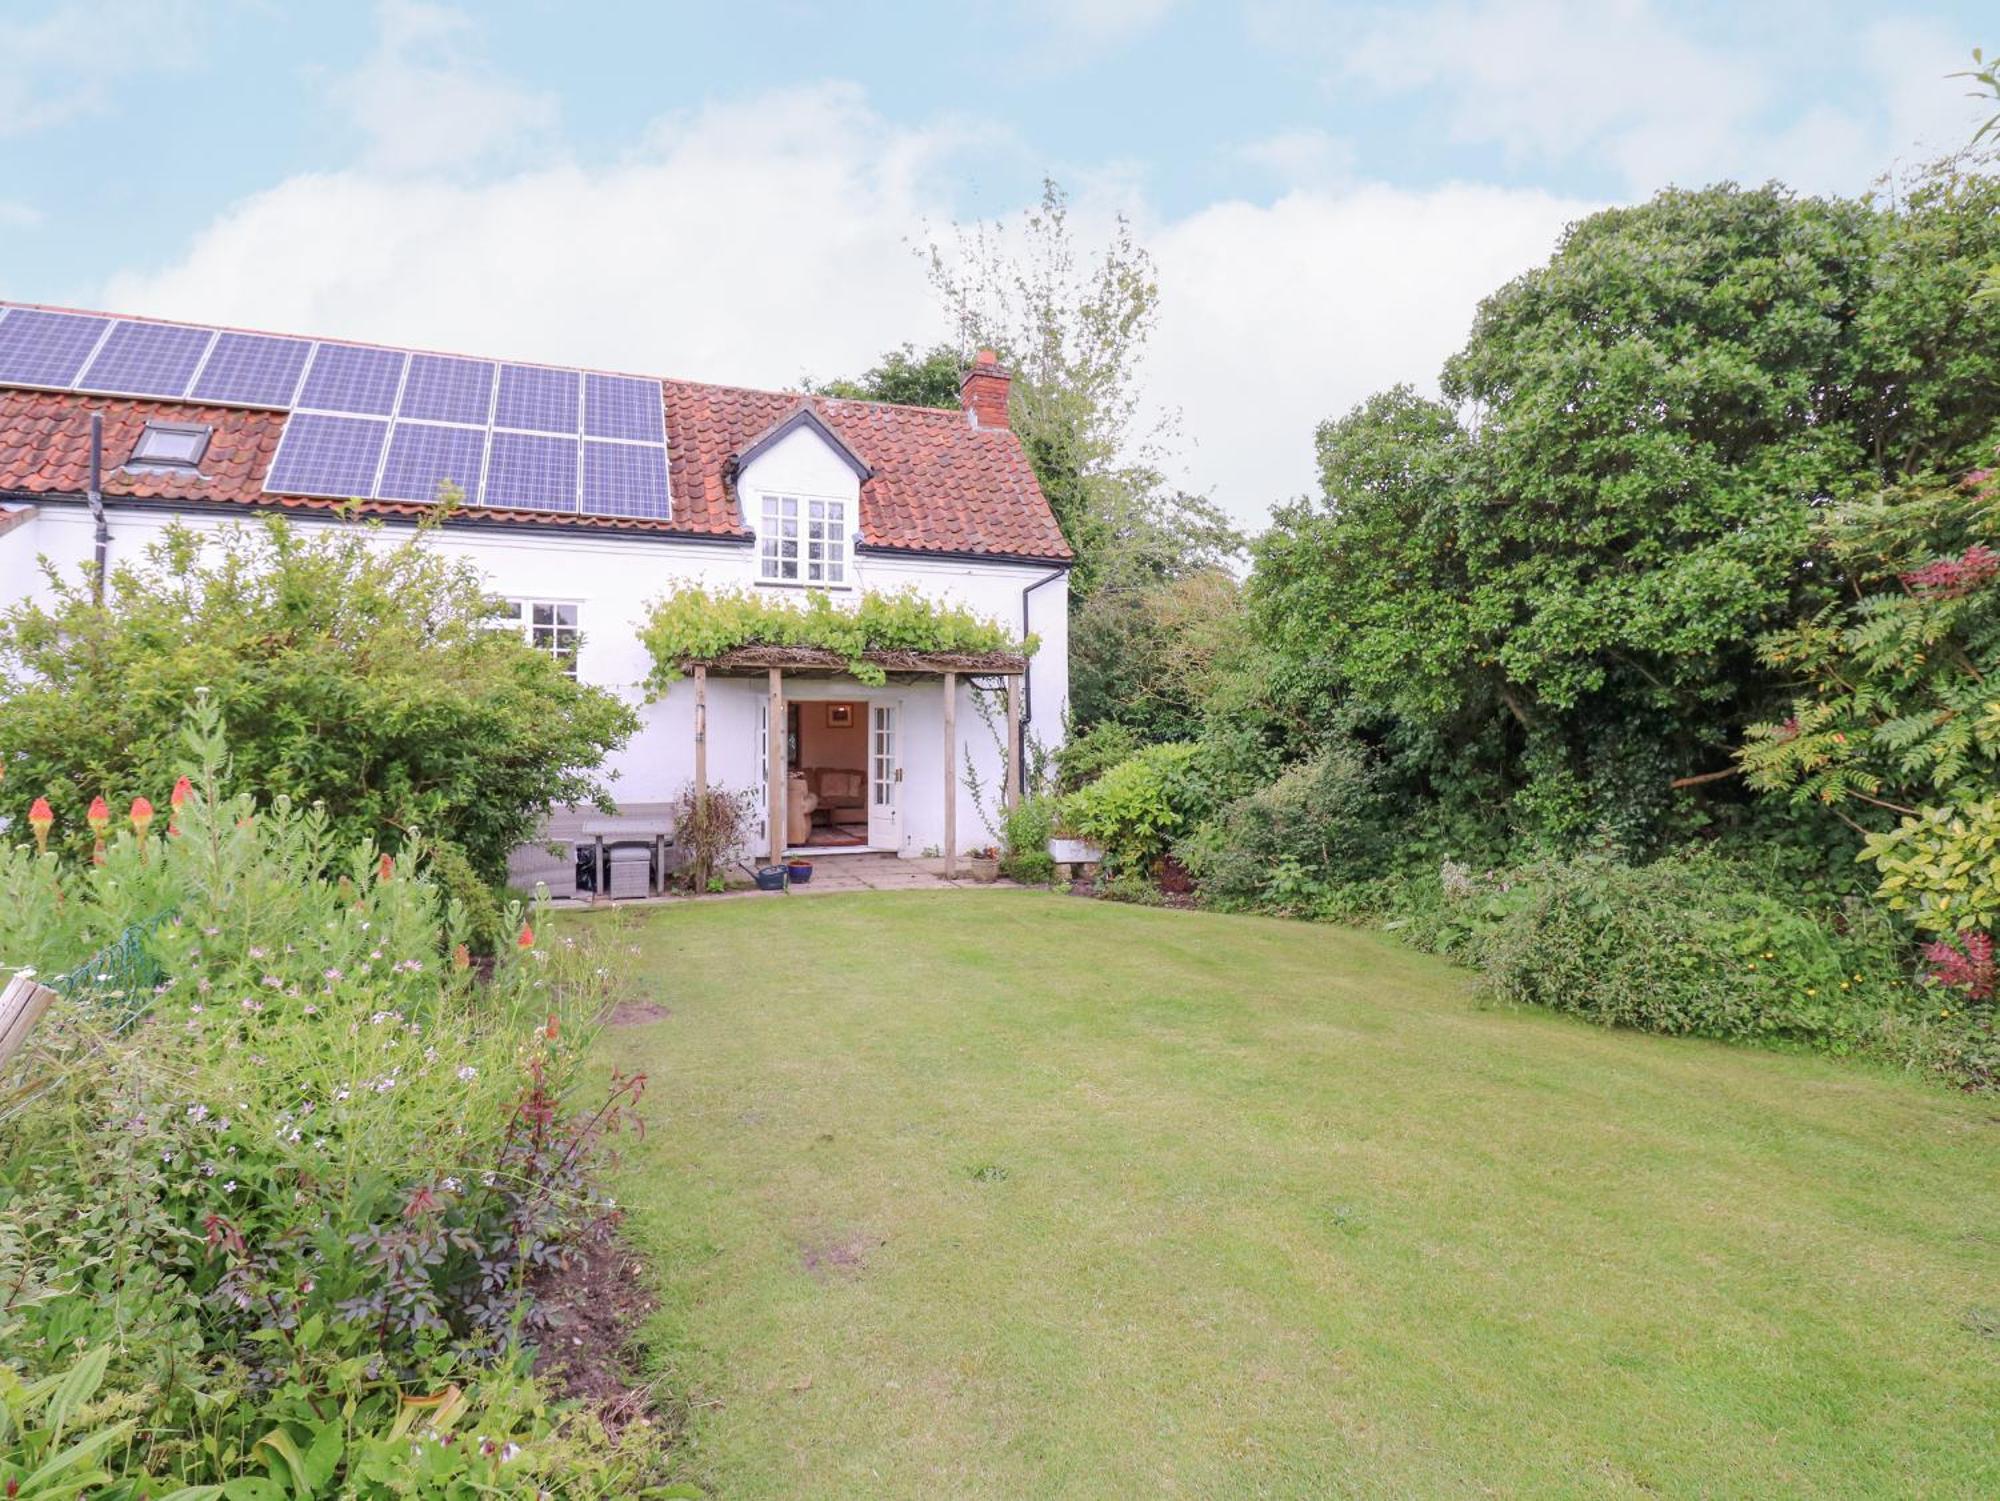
[1053, 721, 1143, 793]
[1408, 850, 1913, 1047]
[1861, 797, 2000, 936]
[1059, 742, 1202, 872]
[1094, 869, 1170, 906]
[426, 837, 509, 955]
[1180, 745, 1390, 915]
[999, 793, 1057, 884]
[0, 517, 637, 882]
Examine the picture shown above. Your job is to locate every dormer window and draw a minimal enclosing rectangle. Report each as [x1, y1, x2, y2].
[128, 421, 211, 471]
[759, 493, 847, 585]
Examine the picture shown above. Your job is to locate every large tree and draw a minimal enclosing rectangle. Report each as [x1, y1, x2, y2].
[822, 180, 1244, 733]
[1251, 168, 2000, 849]
[808, 342, 965, 409]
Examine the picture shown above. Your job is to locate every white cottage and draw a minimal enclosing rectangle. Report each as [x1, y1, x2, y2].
[0, 302, 1071, 892]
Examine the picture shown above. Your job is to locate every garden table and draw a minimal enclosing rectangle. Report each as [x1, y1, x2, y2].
[577, 816, 675, 898]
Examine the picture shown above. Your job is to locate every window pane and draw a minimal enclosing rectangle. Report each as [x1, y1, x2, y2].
[555, 604, 577, 627]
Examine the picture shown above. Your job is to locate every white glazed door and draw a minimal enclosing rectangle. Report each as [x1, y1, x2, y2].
[869, 702, 900, 850]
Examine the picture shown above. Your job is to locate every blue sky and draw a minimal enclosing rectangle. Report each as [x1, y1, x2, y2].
[1, 0, 1992, 524]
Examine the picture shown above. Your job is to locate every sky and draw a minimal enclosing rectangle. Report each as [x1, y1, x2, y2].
[0, 0, 1992, 530]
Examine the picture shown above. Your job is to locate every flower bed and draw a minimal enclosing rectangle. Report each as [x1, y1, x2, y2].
[0, 710, 675, 1496]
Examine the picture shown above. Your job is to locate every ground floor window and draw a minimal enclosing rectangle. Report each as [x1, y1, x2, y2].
[495, 599, 580, 676]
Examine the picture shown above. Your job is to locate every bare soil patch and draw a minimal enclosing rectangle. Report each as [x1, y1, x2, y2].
[607, 999, 672, 1025]
[531, 1217, 663, 1437]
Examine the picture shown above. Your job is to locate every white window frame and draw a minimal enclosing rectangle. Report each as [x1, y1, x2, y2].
[758, 491, 848, 586]
[495, 598, 581, 677]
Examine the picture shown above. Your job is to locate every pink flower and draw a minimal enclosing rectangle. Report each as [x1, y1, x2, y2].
[1923, 931, 1995, 1003]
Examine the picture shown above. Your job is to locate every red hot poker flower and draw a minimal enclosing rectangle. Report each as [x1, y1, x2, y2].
[27, 797, 53, 854]
[86, 796, 110, 833]
[517, 922, 535, 950]
[129, 796, 155, 837]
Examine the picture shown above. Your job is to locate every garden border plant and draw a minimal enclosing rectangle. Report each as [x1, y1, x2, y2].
[0, 703, 680, 1497]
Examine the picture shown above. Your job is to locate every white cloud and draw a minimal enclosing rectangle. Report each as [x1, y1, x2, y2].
[1027, 0, 1178, 53]
[332, 0, 559, 173]
[90, 0, 1593, 533]
[98, 63, 1597, 533]
[1332, 0, 1766, 191]
[1145, 182, 1594, 523]
[0, 200, 43, 229]
[1300, 0, 1990, 196]
[0, 0, 207, 137]
[1235, 129, 1356, 190]
[100, 84, 955, 394]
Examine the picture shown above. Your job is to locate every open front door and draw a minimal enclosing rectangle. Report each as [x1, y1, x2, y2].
[869, 702, 900, 850]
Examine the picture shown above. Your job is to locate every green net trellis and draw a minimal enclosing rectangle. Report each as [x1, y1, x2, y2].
[0, 913, 172, 1125]
[44, 911, 173, 1030]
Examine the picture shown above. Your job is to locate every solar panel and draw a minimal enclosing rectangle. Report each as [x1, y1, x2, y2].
[399, 353, 495, 425]
[581, 441, 670, 519]
[483, 431, 578, 511]
[297, 343, 406, 416]
[583, 372, 665, 443]
[191, 332, 313, 407]
[376, 422, 487, 505]
[79, 320, 215, 398]
[0, 309, 112, 388]
[494, 364, 579, 434]
[265, 412, 390, 498]
[0, 302, 677, 520]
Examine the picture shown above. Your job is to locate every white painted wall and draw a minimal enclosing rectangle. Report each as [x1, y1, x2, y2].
[3, 463, 1069, 868]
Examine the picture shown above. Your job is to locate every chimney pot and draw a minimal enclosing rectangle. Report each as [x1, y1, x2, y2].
[960, 349, 1011, 430]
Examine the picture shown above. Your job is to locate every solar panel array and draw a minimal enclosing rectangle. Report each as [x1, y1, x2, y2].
[0, 302, 671, 519]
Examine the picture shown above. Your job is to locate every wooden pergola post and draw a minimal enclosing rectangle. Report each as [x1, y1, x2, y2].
[1004, 672, 1022, 811]
[768, 668, 785, 866]
[943, 670, 958, 877]
[692, 664, 708, 819]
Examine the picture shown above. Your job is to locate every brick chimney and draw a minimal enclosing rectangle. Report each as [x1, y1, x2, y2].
[959, 349, 1011, 430]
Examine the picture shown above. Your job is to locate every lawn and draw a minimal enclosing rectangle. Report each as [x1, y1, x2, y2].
[587, 891, 2000, 1499]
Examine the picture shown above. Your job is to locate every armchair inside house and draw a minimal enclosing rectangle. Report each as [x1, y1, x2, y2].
[808, 766, 867, 828]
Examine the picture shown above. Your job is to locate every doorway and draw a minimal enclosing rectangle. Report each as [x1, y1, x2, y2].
[791, 698, 871, 848]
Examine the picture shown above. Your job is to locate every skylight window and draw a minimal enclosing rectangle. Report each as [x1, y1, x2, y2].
[128, 422, 211, 470]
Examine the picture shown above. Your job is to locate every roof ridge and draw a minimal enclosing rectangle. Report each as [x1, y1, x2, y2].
[0, 297, 664, 387]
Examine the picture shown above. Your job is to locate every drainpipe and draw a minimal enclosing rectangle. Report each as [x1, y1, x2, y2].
[1018, 565, 1067, 779]
[87, 414, 109, 606]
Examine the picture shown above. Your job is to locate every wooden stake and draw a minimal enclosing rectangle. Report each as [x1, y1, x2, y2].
[0, 973, 57, 1071]
[1004, 673, 1023, 811]
[768, 667, 785, 867]
[943, 670, 958, 878]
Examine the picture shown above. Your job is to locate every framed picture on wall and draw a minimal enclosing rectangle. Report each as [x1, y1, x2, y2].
[826, 703, 854, 728]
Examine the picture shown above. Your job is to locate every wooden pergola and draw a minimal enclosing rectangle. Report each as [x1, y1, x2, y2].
[684, 645, 1030, 878]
